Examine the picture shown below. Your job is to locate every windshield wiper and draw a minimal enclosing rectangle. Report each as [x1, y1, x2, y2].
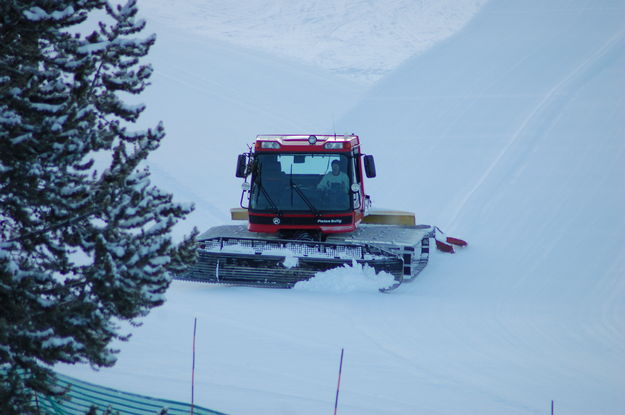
[288, 181, 319, 215]
[255, 179, 280, 213]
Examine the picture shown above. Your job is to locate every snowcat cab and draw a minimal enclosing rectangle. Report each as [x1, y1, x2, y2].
[235, 134, 377, 240]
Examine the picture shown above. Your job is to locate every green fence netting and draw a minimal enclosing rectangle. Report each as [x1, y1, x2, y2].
[32, 372, 229, 415]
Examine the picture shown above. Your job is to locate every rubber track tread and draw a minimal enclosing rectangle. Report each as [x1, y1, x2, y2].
[176, 236, 405, 290]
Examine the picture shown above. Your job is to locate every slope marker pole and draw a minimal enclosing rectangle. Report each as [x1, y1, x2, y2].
[191, 317, 197, 415]
[333, 348, 345, 415]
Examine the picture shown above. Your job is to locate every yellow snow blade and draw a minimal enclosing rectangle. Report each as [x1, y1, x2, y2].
[231, 207, 248, 220]
[362, 210, 416, 226]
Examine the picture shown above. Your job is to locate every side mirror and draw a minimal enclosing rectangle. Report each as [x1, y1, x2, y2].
[363, 155, 376, 178]
[235, 154, 247, 178]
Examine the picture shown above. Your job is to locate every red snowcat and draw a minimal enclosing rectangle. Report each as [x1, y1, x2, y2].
[178, 134, 466, 292]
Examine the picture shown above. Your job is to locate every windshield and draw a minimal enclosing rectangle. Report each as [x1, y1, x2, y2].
[250, 153, 352, 212]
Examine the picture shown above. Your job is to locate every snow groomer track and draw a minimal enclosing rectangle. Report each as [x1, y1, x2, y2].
[176, 224, 434, 292]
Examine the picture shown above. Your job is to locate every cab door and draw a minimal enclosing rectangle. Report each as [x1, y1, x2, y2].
[351, 148, 365, 212]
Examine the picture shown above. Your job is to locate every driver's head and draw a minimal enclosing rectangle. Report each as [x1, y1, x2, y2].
[331, 160, 340, 174]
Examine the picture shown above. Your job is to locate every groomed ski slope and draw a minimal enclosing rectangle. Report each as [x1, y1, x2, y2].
[57, 1, 625, 414]
[139, 0, 487, 84]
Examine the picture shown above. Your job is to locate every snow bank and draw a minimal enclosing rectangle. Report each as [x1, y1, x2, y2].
[293, 261, 395, 293]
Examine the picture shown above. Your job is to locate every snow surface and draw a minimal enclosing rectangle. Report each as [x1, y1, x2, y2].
[140, 0, 488, 84]
[56, 1, 625, 414]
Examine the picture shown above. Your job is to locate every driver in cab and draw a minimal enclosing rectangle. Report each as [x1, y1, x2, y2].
[317, 160, 349, 192]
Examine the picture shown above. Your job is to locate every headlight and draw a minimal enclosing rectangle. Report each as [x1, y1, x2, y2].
[324, 142, 344, 149]
[260, 141, 281, 149]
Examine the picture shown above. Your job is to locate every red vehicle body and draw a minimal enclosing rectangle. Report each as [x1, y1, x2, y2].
[236, 134, 377, 239]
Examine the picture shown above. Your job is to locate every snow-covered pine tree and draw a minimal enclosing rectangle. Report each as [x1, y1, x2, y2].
[0, 1, 197, 413]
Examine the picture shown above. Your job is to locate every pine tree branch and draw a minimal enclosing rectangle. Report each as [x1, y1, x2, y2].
[6, 208, 99, 244]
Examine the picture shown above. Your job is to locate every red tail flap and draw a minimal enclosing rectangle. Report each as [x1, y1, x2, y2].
[435, 239, 455, 253]
[446, 237, 468, 247]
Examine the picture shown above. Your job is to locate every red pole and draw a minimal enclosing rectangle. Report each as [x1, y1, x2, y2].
[191, 317, 197, 415]
[333, 348, 344, 415]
